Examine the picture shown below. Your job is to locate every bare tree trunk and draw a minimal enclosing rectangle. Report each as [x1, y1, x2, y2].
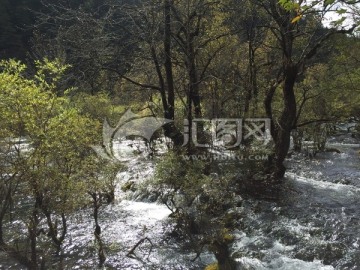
[164, 0, 175, 120]
[29, 209, 38, 270]
[264, 55, 298, 181]
[90, 192, 106, 265]
[0, 175, 16, 244]
[0, 185, 32, 268]
[0, 221, 3, 245]
[0, 195, 10, 244]
[184, 20, 203, 149]
[185, 24, 202, 120]
[260, 1, 298, 181]
[43, 211, 67, 251]
[163, 0, 183, 146]
[244, 42, 257, 115]
[212, 241, 236, 270]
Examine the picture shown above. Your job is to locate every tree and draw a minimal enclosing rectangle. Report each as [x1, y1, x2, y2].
[122, 0, 184, 145]
[32, 0, 236, 148]
[119, 0, 233, 147]
[32, 0, 132, 95]
[0, 58, 119, 268]
[237, 0, 359, 180]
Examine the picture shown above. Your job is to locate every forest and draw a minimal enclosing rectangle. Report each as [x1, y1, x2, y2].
[0, 0, 360, 269]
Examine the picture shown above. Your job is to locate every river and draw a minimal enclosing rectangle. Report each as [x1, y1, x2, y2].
[1, 133, 359, 269]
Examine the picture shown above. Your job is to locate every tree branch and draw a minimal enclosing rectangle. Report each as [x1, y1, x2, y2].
[296, 118, 334, 128]
[126, 237, 153, 260]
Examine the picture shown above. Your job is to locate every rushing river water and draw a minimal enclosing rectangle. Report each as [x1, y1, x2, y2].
[232, 134, 360, 270]
[1, 134, 359, 269]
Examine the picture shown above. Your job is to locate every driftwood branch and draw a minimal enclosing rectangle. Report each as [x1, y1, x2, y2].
[126, 237, 153, 260]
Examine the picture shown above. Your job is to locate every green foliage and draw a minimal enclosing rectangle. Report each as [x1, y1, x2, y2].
[0, 59, 97, 207]
[34, 58, 71, 87]
[154, 150, 210, 197]
[278, 0, 300, 11]
[278, 0, 358, 27]
[0, 59, 122, 263]
[294, 35, 360, 125]
[153, 150, 240, 267]
[205, 263, 219, 270]
[69, 91, 126, 125]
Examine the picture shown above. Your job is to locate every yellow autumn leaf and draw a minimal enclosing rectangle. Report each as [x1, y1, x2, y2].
[291, 15, 302, 24]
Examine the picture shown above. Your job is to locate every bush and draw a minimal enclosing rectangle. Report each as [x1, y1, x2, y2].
[153, 150, 239, 269]
[69, 92, 126, 125]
